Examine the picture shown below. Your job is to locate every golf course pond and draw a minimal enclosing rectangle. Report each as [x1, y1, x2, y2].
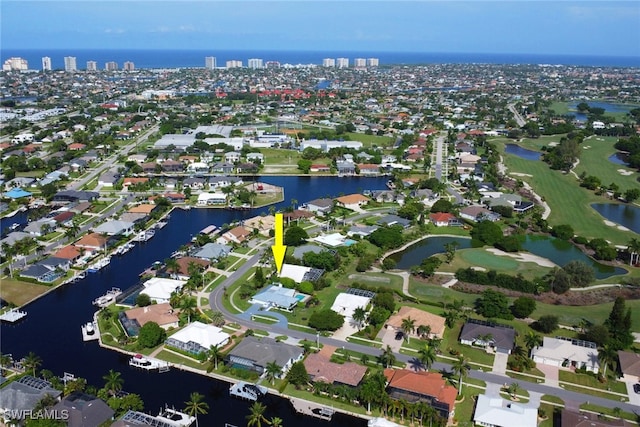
[504, 144, 542, 160]
[390, 234, 627, 279]
[591, 203, 640, 234]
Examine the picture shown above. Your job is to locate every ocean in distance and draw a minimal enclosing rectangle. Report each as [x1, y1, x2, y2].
[3, 48, 640, 69]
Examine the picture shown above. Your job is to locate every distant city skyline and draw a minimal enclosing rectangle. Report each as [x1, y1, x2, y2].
[2, 1, 639, 58]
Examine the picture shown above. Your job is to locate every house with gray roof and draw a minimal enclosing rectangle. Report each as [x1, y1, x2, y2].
[193, 242, 231, 260]
[211, 162, 235, 174]
[98, 170, 120, 187]
[94, 220, 135, 236]
[52, 190, 99, 203]
[347, 225, 379, 237]
[292, 244, 324, 259]
[249, 285, 301, 311]
[304, 198, 334, 215]
[377, 214, 411, 228]
[208, 176, 242, 189]
[51, 392, 114, 427]
[226, 336, 304, 377]
[460, 319, 515, 354]
[0, 376, 62, 423]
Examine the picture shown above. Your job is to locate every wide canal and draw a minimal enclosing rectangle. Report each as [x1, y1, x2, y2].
[1, 176, 389, 427]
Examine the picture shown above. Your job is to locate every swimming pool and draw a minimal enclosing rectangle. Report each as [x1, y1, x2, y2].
[344, 239, 357, 246]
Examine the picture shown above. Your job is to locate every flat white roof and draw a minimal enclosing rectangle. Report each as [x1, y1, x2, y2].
[169, 321, 230, 349]
[331, 293, 371, 320]
[141, 277, 186, 302]
[473, 394, 538, 427]
[280, 264, 312, 283]
[313, 233, 347, 247]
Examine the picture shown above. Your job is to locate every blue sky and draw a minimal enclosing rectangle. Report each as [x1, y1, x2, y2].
[2, 1, 639, 57]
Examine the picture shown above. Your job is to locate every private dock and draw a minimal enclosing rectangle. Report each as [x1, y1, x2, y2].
[93, 287, 122, 307]
[0, 308, 27, 323]
[81, 321, 99, 341]
[229, 381, 268, 401]
[129, 354, 171, 372]
[290, 396, 335, 421]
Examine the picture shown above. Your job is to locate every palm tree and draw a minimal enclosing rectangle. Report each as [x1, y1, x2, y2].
[451, 355, 471, 395]
[23, 352, 41, 376]
[416, 324, 431, 340]
[210, 310, 225, 327]
[269, 417, 283, 427]
[246, 401, 269, 427]
[352, 306, 366, 330]
[418, 344, 436, 371]
[444, 310, 459, 328]
[102, 369, 124, 396]
[2, 243, 16, 278]
[628, 238, 640, 266]
[401, 316, 416, 343]
[506, 382, 520, 399]
[180, 296, 198, 324]
[0, 353, 13, 370]
[598, 343, 617, 377]
[380, 345, 396, 368]
[264, 360, 282, 386]
[164, 257, 180, 278]
[183, 392, 209, 427]
[206, 345, 222, 372]
[523, 331, 543, 354]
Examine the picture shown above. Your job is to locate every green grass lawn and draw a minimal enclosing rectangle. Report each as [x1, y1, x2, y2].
[574, 135, 638, 192]
[496, 142, 634, 245]
[436, 248, 552, 280]
[0, 278, 50, 306]
[345, 132, 394, 149]
[559, 370, 627, 394]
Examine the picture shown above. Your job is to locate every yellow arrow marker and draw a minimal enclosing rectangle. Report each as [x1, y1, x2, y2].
[271, 213, 286, 274]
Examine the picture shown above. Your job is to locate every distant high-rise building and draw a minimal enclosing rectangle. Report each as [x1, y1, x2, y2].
[265, 61, 280, 69]
[205, 56, 217, 69]
[336, 57, 349, 68]
[86, 61, 98, 71]
[2, 57, 28, 71]
[41, 57, 52, 71]
[322, 58, 336, 67]
[367, 58, 379, 67]
[247, 58, 263, 69]
[354, 58, 366, 68]
[64, 56, 77, 72]
[225, 60, 243, 69]
[123, 61, 135, 71]
[105, 61, 118, 71]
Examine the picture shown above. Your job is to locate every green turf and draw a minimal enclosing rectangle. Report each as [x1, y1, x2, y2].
[574, 135, 638, 192]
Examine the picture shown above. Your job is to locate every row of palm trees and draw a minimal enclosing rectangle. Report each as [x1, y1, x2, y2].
[183, 394, 282, 427]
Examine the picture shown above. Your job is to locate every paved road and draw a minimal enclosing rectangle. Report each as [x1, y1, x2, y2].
[208, 247, 640, 414]
[434, 134, 445, 181]
[508, 103, 527, 127]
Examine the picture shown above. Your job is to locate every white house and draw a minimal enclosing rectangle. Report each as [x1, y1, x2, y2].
[531, 337, 600, 373]
[140, 277, 186, 304]
[197, 192, 227, 205]
[473, 393, 538, 427]
[165, 321, 230, 354]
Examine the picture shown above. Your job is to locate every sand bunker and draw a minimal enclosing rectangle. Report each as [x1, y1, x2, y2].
[618, 169, 634, 176]
[547, 142, 559, 147]
[510, 172, 533, 177]
[485, 248, 557, 268]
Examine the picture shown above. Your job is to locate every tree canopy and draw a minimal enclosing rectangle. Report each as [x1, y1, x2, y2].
[308, 309, 344, 331]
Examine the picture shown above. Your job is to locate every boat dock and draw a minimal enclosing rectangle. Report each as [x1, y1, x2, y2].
[93, 287, 122, 307]
[0, 308, 27, 323]
[87, 256, 111, 273]
[290, 396, 335, 421]
[134, 229, 155, 242]
[229, 381, 268, 401]
[129, 354, 171, 372]
[81, 321, 99, 341]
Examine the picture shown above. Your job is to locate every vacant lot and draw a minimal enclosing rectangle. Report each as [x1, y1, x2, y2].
[0, 279, 50, 306]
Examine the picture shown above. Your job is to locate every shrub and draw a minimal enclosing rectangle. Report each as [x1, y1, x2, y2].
[308, 309, 344, 331]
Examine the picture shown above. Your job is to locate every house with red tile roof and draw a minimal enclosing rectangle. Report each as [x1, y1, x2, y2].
[218, 225, 251, 245]
[74, 233, 107, 252]
[303, 353, 367, 387]
[68, 143, 86, 151]
[429, 212, 459, 227]
[383, 369, 457, 419]
[53, 245, 82, 262]
[334, 194, 370, 210]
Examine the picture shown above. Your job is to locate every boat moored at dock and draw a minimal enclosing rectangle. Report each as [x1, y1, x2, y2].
[229, 381, 268, 401]
[81, 321, 99, 341]
[92, 287, 122, 307]
[129, 354, 171, 372]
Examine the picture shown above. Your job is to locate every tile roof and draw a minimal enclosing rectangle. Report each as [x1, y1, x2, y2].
[303, 353, 367, 387]
[383, 369, 456, 411]
[618, 350, 640, 377]
[386, 306, 446, 338]
[335, 194, 370, 205]
[53, 245, 81, 260]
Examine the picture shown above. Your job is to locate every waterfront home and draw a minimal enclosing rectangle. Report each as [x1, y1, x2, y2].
[208, 176, 242, 189]
[459, 205, 501, 222]
[20, 257, 69, 282]
[24, 218, 56, 237]
[336, 161, 356, 176]
[282, 209, 314, 224]
[0, 376, 62, 424]
[163, 192, 186, 203]
[94, 220, 135, 236]
[386, 306, 446, 339]
[560, 409, 635, 427]
[128, 203, 159, 217]
[334, 194, 370, 210]
[197, 192, 227, 205]
[74, 233, 108, 254]
[473, 393, 538, 427]
[140, 277, 186, 304]
[249, 284, 302, 311]
[192, 243, 231, 261]
[226, 336, 304, 377]
[173, 257, 210, 280]
[53, 245, 82, 263]
[165, 321, 230, 355]
[460, 319, 515, 354]
[51, 392, 114, 427]
[304, 198, 334, 215]
[531, 337, 600, 373]
[304, 352, 367, 387]
[428, 212, 461, 227]
[618, 350, 640, 383]
[357, 163, 381, 176]
[123, 303, 180, 332]
[217, 225, 251, 245]
[243, 214, 276, 236]
[383, 369, 457, 419]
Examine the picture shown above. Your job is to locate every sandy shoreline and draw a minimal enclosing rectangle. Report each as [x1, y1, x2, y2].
[485, 247, 557, 268]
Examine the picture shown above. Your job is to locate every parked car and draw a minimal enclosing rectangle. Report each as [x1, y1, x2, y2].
[395, 331, 404, 340]
[634, 383, 640, 394]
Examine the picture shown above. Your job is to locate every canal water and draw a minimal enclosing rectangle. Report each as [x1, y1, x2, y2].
[1, 176, 388, 426]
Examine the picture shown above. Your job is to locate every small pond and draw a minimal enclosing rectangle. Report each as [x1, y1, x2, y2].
[391, 235, 626, 279]
[568, 101, 639, 122]
[591, 203, 640, 234]
[607, 153, 629, 166]
[505, 144, 542, 161]
[389, 236, 472, 269]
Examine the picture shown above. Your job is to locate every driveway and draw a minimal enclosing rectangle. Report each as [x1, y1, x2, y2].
[238, 303, 289, 328]
[624, 381, 640, 406]
[491, 351, 509, 375]
[378, 326, 403, 352]
[536, 363, 559, 387]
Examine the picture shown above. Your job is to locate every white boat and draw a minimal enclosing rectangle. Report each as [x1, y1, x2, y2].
[229, 381, 268, 401]
[155, 221, 167, 229]
[81, 321, 99, 341]
[92, 287, 122, 307]
[129, 354, 170, 372]
[9, 223, 20, 230]
[77, 271, 86, 280]
[87, 256, 111, 273]
[134, 229, 155, 242]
